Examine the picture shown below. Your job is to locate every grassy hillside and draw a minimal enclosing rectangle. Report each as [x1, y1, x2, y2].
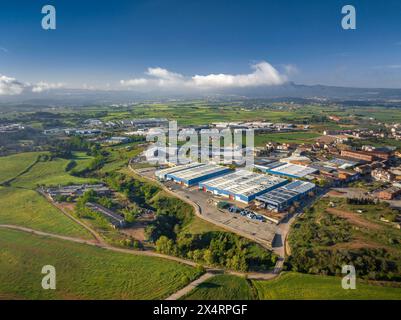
[183, 272, 401, 300]
[0, 187, 92, 239]
[0, 152, 41, 184]
[183, 275, 255, 300]
[252, 272, 401, 300]
[0, 228, 202, 300]
[11, 157, 96, 188]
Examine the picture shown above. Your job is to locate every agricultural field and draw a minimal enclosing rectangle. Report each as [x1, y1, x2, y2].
[11, 157, 96, 189]
[252, 272, 401, 300]
[183, 272, 401, 300]
[254, 131, 320, 146]
[0, 228, 202, 300]
[101, 103, 302, 126]
[182, 275, 255, 300]
[0, 187, 92, 239]
[0, 152, 41, 184]
[69, 151, 95, 172]
[100, 143, 144, 174]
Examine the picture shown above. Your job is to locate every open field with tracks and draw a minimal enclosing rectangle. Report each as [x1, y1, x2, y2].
[183, 272, 401, 300]
[0, 152, 41, 184]
[0, 228, 202, 300]
[0, 187, 92, 239]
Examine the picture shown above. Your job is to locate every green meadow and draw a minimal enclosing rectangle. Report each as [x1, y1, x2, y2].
[0, 151, 97, 238]
[0, 152, 41, 184]
[183, 273, 401, 300]
[0, 187, 92, 239]
[252, 272, 401, 300]
[11, 156, 96, 188]
[182, 275, 255, 300]
[254, 131, 320, 146]
[0, 228, 202, 300]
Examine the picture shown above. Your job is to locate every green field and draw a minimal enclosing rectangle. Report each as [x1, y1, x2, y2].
[0, 152, 41, 184]
[0, 228, 202, 300]
[183, 275, 255, 300]
[70, 151, 94, 172]
[183, 272, 401, 300]
[11, 157, 96, 188]
[252, 272, 401, 300]
[0, 187, 92, 239]
[254, 131, 320, 146]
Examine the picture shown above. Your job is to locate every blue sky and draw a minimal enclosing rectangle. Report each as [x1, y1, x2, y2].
[1, 0, 401, 93]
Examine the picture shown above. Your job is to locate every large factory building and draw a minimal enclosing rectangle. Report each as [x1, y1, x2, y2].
[198, 169, 288, 203]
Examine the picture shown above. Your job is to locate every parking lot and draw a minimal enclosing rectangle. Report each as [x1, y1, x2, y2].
[136, 167, 278, 249]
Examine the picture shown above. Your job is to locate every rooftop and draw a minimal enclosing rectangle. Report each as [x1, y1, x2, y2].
[268, 163, 317, 178]
[200, 169, 287, 197]
[167, 163, 229, 182]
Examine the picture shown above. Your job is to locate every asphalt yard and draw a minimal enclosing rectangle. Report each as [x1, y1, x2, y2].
[137, 167, 278, 249]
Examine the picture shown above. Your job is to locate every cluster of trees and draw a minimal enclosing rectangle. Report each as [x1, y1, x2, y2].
[104, 172, 277, 271]
[290, 208, 352, 250]
[155, 232, 277, 272]
[288, 206, 401, 281]
[286, 248, 400, 281]
[105, 172, 159, 206]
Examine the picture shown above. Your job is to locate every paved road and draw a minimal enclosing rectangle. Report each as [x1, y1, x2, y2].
[165, 272, 215, 300]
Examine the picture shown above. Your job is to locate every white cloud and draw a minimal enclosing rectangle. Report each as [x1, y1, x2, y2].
[192, 62, 286, 88]
[0, 74, 66, 96]
[0, 46, 8, 53]
[0, 74, 25, 95]
[32, 81, 64, 93]
[120, 61, 287, 91]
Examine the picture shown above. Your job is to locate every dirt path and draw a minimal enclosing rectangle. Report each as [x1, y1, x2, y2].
[37, 189, 105, 244]
[0, 223, 280, 280]
[326, 208, 382, 230]
[165, 272, 215, 300]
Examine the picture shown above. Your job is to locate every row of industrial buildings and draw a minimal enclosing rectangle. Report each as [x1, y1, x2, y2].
[155, 162, 315, 212]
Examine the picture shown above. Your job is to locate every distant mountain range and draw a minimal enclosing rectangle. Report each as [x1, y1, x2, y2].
[1, 82, 401, 106]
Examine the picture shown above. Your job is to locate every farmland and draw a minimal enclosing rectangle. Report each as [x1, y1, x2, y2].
[183, 273, 401, 300]
[252, 272, 401, 300]
[11, 156, 96, 188]
[254, 131, 320, 146]
[182, 275, 255, 300]
[0, 151, 97, 238]
[0, 228, 202, 300]
[0, 152, 41, 184]
[0, 187, 92, 239]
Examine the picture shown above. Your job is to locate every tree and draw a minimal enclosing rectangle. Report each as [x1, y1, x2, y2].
[155, 236, 175, 255]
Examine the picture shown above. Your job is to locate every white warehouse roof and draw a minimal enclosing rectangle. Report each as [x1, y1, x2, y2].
[268, 163, 317, 178]
[200, 169, 287, 198]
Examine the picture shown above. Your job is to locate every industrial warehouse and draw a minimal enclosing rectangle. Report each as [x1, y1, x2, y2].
[255, 181, 316, 212]
[255, 161, 317, 178]
[156, 163, 231, 186]
[198, 169, 288, 203]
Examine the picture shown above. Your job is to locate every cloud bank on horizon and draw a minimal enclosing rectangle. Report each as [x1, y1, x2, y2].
[0, 60, 288, 96]
[0, 74, 64, 95]
[120, 61, 287, 92]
